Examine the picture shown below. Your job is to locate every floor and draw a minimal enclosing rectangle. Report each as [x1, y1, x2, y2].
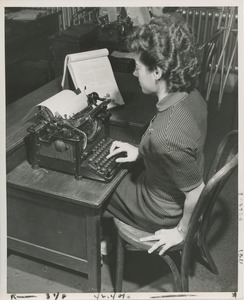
[5, 61, 239, 296]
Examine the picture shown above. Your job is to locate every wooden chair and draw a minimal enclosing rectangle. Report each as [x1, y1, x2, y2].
[113, 130, 238, 292]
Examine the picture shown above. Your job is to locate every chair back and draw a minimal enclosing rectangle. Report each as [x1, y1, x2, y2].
[181, 130, 238, 287]
[198, 29, 223, 96]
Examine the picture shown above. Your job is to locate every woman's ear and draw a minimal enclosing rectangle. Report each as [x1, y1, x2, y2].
[153, 66, 163, 80]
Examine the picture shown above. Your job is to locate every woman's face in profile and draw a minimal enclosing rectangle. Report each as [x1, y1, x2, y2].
[133, 55, 156, 95]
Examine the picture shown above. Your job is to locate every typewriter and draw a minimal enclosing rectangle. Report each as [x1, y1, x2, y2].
[27, 92, 124, 182]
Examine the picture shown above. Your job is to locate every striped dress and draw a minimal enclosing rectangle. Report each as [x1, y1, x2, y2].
[105, 89, 208, 233]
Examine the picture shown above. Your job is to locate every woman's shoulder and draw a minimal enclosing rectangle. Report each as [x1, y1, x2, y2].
[188, 88, 207, 102]
[173, 89, 207, 120]
[158, 90, 207, 149]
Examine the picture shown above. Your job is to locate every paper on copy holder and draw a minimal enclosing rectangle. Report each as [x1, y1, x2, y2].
[61, 48, 125, 108]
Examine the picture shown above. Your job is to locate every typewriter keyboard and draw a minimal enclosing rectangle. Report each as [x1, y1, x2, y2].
[81, 137, 125, 182]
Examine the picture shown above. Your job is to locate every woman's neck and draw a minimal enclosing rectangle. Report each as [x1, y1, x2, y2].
[156, 80, 169, 100]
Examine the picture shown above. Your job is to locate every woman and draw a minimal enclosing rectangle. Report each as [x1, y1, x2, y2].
[104, 14, 207, 255]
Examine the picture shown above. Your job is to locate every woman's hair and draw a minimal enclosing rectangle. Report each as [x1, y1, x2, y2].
[127, 15, 199, 93]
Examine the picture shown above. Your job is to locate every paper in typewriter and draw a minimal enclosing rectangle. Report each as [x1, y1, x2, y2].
[61, 48, 124, 108]
[37, 90, 88, 118]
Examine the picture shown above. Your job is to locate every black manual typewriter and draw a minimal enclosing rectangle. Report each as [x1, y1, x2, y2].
[27, 92, 124, 182]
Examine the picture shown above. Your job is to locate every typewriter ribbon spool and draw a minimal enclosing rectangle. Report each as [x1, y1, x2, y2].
[54, 140, 69, 152]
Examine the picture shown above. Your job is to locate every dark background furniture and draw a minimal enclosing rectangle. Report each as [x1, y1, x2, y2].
[48, 22, 134, 79]
[48, 23, 99, 79]
[5, 9, 61, 104]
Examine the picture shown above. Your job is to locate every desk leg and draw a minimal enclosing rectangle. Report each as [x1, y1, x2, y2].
[86, 209, 101, 292]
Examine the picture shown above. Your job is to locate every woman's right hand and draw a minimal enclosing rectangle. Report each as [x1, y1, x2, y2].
[107, 141, 139, 163]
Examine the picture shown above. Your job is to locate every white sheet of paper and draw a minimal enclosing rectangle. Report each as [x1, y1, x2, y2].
[38, 89, 88, 118]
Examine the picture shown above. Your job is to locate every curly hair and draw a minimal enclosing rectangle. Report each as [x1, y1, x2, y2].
[127, 15, 200, 93]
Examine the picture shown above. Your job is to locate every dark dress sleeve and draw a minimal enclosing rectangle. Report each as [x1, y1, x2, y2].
[161, 148, 203, 192]
[156, 102, 205, 192]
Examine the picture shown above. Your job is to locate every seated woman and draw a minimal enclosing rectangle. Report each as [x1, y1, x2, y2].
[104, 14, 207, 255]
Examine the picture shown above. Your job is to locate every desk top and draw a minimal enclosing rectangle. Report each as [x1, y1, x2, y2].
[7, 160, 127, 208]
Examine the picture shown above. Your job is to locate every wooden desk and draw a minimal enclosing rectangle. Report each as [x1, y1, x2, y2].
[7, 161, 126, 292]
[6, 72, 156, 292]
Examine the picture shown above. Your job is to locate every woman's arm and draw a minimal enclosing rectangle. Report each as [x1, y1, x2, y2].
[140, 182, 205, 255]
[176, 182, 205, 235]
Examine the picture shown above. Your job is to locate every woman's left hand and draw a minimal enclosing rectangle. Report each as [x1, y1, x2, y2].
[139, 227, 185, 255]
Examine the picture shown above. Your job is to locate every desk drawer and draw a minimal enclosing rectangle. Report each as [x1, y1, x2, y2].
[7, 186, 95, 273]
